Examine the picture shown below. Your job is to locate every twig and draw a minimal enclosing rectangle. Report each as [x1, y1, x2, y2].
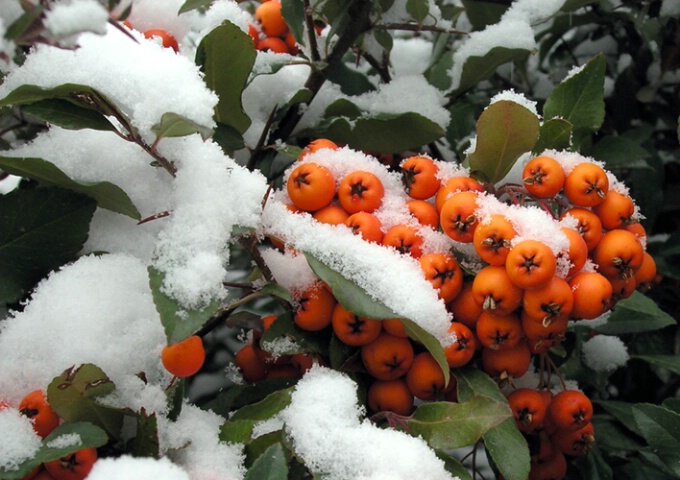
[373, 22, 468, 36]
[303, 0, 321, 63]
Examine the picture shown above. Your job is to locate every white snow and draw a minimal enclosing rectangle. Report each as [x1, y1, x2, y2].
[282, 366, 459, 480]
[582, 335, 629, 372]
[43, 0, 109, 39]
[0, 409, 42, 472]
[87, 455, 191, 480]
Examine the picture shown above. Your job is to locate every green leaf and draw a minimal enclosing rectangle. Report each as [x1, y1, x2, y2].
[21, 99, 117, 132]
[596, 400, 642, 437]
[3, 6, 44, 41]
[147, 266, 221, 343]
[405, 396, 511, 450]
[130, 410, 160, 458]
[543, 54, 606, 132]
[325, 62, 376, 96]
[245, 443, 288, 480]
[196, 21, 255, 134]
[590, 135, 652, 169]
[47, 364, 123, 438]
[435, 449, 472, 480]
[0, 422, 108, 479]
[281, 0, 305, 44]
[204, 378, 297, 417]
[306, 111, 445, 153]
[213, 122, 246, 155]
[631, 355, 680, 377]
[534, 118, 573, 153]
[229, 388, 293, 422]
[461, 0, 508, 30]
[0, 188, 96, 305]
[400, 318, 450, 386]
[594, 291, 676, 335]
[304, 252, 402, 320]
[454, 47, 531, 94]
[406, 0, 429, 23]
[151, 112, 214, 141]
[178, 0, 215, 14]
[0, 156, 141, 219]
[483, 418, 530, 480]
[453, 367, 505, 402]
[632, 403, 680, 476]
[467, 100, 540, 183]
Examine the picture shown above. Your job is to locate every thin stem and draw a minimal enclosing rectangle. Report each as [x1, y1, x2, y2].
[303, 0, 321, 63]
[359, 48, 391, 83]
[247, 105, 278, 171]
[546, 354, 567, 390]
[137, 210, 171, 225]
[373, 22, 468, 36]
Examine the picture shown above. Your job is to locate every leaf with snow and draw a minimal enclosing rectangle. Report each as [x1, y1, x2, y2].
[454, 47, 532, 95]
[220, 388, 293, 443]
[0, 422, 108, 480]
[0, 188, 96, 305]
[260, 311, 328, 356]
[178, 0, 215, 14]
[467, 100, 540, 183]
[47, 364, 123, 438]
[148, 266, 220, 344]
[407, 0, 429, 23]
[196, 21, 255, 135]
[151, 112, 214, 142]
[543, 54, 606, 133]
[534, 118, 573, 153]
[0, 156, 141, 219]
[281, 0, 306, 44]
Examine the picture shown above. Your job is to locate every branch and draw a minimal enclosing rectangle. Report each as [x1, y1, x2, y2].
[373, 22, 468, 36]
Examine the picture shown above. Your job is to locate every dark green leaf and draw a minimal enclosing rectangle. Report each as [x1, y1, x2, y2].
[22, 99, 116, 132]
[220, 419, 258, 444]
[461, 0, 508, 30]
[196, 22, 255, 134]
[596, 400, 643, 437]
[0, 156, 141, 219]
[270, 143, 303, 161]
[594, 291, 676, 335]
[631, 355, 680, 377]
[166, 377, 185, 422]
[405, 396, 511, 450]
[467, 100, 540, 183]
[245, 432, 288, 468]
[0, 188, 96, 305]
[543, 54, 606, 132]
[534, 118, 573, 153]
[213, 122, 246, 156]
[453, 367, 506, 403]
[435, 449, 472, 480]
[204, 378, 297, 417]
[47, 364, 123, 438]
[147, 266, 220, 343]
[225, 311, 264, 332]
[151, 112, 214, 141]
[663, 398, 680, 415]
[325, 62, 376, 96]
[178, 0, 215, 14]
[305, 111, 445, 154]
[483, 418, 530, 480]
[454, 47, 531, 95]
[304, 252, 402, 320]
[130, 410, 160, 458]
[572, 443, 613, 480]
[3, 6, 44, 41]
[281, 0, 305, 44]
[400, 318, 450, 386]
[0, 422, 108, 479]
[245, 443, 288, 480]
[632, 403, 680, 476]
[590, 135, 652, 170]
[406, 0, 429, 23]
[591, 415, 645, 452]
[229, 388, 293, 422]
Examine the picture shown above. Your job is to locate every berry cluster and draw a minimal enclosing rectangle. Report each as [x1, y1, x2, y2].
[1, 392, 97, 480]
[249, 0, 303, 54]
[230, 139, 657, 479]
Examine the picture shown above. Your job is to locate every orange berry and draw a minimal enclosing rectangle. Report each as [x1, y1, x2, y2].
[255, 0, 288, 37]
[439, 191, 479, 243]
[293, 282, 336, 331]
[443, 321, 477, 368]
[592, 229, 644, 281]
[560, 207, 603, 252]
[505, 240, 557, 290]
[419, 252, 463, 303]
[367, 379, 414, 415]
[406, 199, 439, 230]
[569, 271, 612, 320]
[143, 29, 179, 52]
[313, 204, 350, 225]
[435, 176, 484, 212]
[382, 318, 408, 338]
[331, 303, 383, 347]
[298, 138, 338, 161]
[592, 190, 636, 230]
[161, 335, 205, 378]
[235, 343, 268, 383]
[475, 311, 523, 351]
[44, 447, 97, 480]
[286, 162, 336, 212]
[19, 390, 60, 438]
[548, 390, 593, 432]
[473, 214, 517, 266]
[472, 265, 524, 316]
[257, 36, 290, 53]
[337, 171, 385, 214]
[563, 162, 609, 207]
[522, 155, 566, 198]
[381, 224, 423, 258]
[551, 422, 595, 456]
[507, 388, 547, 433]
[400, 155, 441, 199]
[361, 332, 414, 381]
[447, 281, 482, 330]
[344, 211, 383, 243]
[481, 341, 532, 381]
[406, 352, 447, 401]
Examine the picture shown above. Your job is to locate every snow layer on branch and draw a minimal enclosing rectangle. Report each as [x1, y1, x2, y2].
[378, 0, 453, 29]
[295, 75, 450, 136]
[282, 366, 458, 480]
[0, 254, 170, 406]
[158, 402, 245, 480]
[43, 0, 109, 38]
[152, 136, 269, 308]
[0, 24, 217, 142]
[0, 410, 41, 471]
[449, 0, 566, 92]
[582, 335, 629, 372]
[87, 456, 190, 480]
